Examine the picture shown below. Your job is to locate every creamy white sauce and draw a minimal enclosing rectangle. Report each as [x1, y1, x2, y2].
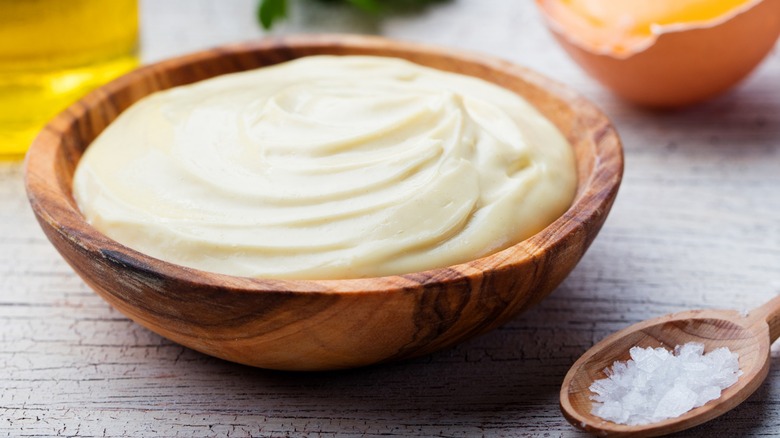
[73, 55, 576, 279]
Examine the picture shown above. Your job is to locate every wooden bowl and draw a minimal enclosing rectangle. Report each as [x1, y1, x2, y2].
[25, 35, 623, 371]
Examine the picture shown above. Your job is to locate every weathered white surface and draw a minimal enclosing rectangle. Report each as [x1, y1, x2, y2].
[3, 0, 780, 436]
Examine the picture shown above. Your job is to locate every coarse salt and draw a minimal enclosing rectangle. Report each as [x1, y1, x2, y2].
[589, 342, 742, 425]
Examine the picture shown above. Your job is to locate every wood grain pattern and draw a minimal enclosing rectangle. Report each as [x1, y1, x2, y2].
[561, 295, 780, 437]
[3, 1, 780, 436]
[24, 35, 623, 371]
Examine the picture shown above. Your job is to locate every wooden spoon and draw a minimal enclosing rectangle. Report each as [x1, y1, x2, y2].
[560, 295, 780, 437]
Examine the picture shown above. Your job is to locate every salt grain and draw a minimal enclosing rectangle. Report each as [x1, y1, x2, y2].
[589, 342, 742, 425]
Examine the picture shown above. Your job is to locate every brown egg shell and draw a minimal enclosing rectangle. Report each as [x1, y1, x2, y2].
[540, 0, 780, 108]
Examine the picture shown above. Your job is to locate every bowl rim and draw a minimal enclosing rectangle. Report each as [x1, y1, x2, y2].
[25, 33, 623, 296]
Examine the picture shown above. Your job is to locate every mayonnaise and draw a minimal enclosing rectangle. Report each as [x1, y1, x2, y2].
[73, 55, 576, 279]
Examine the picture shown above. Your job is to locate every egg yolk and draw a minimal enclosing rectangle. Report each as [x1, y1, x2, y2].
[544, 0, 759, 54]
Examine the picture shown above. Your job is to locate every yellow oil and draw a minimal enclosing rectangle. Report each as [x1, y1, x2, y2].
[0, 0, 138, 158]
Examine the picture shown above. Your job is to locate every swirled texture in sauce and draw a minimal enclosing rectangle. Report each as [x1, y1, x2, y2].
[73, 56, 576, 279]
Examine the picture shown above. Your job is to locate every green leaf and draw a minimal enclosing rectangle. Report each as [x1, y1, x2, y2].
[256, 0, 450, 29]
[258, 0, 288, 29]
[345, 0, 381, 14]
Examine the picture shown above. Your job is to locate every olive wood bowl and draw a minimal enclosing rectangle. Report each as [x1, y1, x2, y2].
[25, 34, 623, 371]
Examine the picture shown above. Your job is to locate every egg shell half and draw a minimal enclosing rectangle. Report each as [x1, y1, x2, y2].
[538, 0, 780, 108]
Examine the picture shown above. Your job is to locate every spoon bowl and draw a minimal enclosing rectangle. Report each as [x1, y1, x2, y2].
[561, 296, 780, 437]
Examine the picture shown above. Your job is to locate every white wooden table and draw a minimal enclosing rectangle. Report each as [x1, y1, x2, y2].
[3, 1, 779, 436]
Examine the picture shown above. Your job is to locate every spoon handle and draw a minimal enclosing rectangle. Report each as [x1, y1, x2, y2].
[749, 295, 780, 343]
